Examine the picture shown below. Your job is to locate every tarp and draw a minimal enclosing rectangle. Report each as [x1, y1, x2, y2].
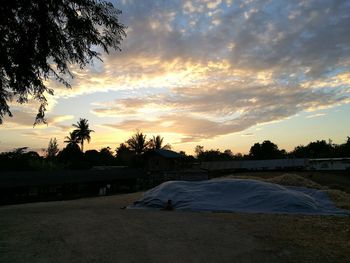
[129, 179, 350, 215]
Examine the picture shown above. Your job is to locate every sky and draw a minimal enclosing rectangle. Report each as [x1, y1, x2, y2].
[1, 0, 350, 155]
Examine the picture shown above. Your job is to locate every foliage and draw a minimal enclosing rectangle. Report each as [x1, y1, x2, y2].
[2, 134, 350, 170]
[338, 137, 350, 157]
[57, 143, 85, 169]
[178, 151, 197, 167]
[116, 143, 130, 155]
[115, 143, 135, 166]
[249, 140, 286, 160]
[196, 148, 235, 162]
[0, 0, 126, 124]
[126, 131, 149, 155]
[84, 149, 100, 166]
[84, 147, 115, 166]
[194, 145, 204, 157]
[72, 118, 94, 152]
[291, 140, 334, 158]
[149, 135, 172, 150]
[290, 138, 350, 158]
[64, 131, 80, 148]
[0, 147, 43, 171]
[46, 138, 59, 158]
[99, 147, 115, 165]
[194, 146, 244, 162]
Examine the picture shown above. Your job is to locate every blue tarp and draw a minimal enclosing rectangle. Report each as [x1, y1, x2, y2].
[129, 179, 350, 215]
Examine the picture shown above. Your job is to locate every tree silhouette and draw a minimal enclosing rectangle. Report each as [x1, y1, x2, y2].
[116, 143, 130, 155]
[46, 138, 59, 158]
[57, 143, 83, 168]
[0, 1, 126, 124]
[249, 140, 285, 159]
[99, 147, 115, 165]
[72, 118, 94, 152]
[84, 149, 100, 166]
[291, 140, 335, 158]
[0, 147, 42, 171]
[196, 148, 234, 162]
[115, 143, 134, 165]
[194, 145, 204, 157]
[64, 131, 80, 149]
[126, 131, 149, 155]
[149, 135, 172, 150]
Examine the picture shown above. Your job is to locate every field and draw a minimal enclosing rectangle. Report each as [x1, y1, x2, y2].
[0, 171, 349, 263]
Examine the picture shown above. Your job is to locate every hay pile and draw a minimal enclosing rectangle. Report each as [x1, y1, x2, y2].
[327, 189, 350, 210]
[265, 174, 325, 189]
[222, 173, 350, 212]
[263, 174, 350, 210]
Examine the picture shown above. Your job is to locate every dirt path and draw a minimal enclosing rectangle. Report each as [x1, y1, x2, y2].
[1, 193, 349, 263]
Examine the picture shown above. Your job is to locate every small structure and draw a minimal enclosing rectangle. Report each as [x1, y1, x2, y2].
[144, 149, 183, 171]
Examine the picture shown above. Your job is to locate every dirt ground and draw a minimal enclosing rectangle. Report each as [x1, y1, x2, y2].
[1, 191, 350, 263]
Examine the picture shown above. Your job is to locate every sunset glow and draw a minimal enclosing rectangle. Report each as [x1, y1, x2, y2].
[1, 0, 350, 155]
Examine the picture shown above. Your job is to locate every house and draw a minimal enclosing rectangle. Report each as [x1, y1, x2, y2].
[144, 149, 183, 171]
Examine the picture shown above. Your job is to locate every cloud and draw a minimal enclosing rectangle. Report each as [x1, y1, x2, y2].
[92, 98, 154, 116]
[100, 80, 345, 141]
[6, 0, 349, 145]
[96, 64, 349, 141]
[42, 0, 349, 99]
[104, 114, 237, 142]
[306, 113, 326, 119]
[2, 110, 75, 130]
[21, 131, 52, 141]
[225, 1, 350, 78]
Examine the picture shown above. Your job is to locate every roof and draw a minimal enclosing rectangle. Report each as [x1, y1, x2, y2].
[151, 149, 183, 158]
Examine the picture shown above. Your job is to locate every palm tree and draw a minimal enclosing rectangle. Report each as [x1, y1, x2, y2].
[126, 131, 149, 154]
[149, 135, 171, 150]
[64, 131, 79, 148]
[72, 118, 94, 152]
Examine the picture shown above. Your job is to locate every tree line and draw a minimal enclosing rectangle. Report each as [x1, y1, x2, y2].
[1, 117, 350, 171]
[194, 138, 350, 162]
[0, 119, 173, 171]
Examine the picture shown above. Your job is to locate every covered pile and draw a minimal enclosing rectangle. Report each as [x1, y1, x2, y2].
[129, 179, 349, 215]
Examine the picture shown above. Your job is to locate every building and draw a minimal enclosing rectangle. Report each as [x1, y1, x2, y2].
[144, 149, 184, 171]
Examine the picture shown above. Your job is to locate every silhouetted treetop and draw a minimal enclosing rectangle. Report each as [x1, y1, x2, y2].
[72, 118, 94, 152]
[149, 135, 171, 150]
[249, 140, 285, 160]
[64, 131, 80, 148]
[127, 131, 149, 155]
[0, 0, 126, 124]
[291, 140, 336, 158]
[46, 138, 59, 158]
